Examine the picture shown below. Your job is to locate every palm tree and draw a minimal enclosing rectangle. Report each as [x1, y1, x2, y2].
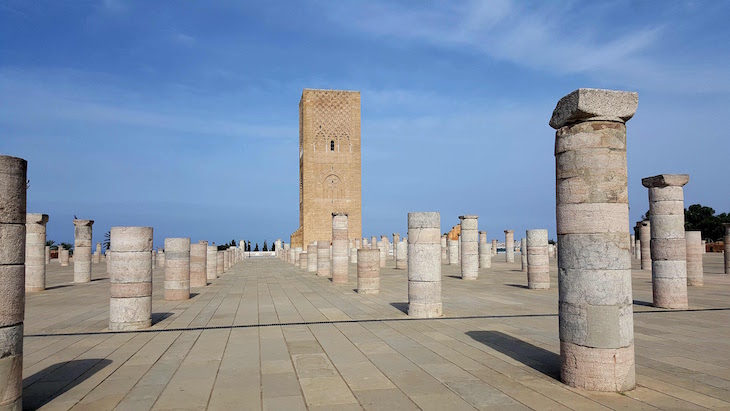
[104, 231, 111, 251]
[46, 240, 56, 248]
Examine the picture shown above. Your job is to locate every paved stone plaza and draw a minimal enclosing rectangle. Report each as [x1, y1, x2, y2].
[22, 254, 730, 410]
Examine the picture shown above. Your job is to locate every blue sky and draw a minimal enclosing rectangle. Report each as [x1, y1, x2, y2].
[1, 0, 728, 248]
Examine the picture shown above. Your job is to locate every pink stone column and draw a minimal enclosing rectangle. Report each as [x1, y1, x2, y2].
[206, 244, 217, 280]
[459, 215, 479, 280]
[504, 230, 514, 262]
[551, 88, 637, 392]
[157, 250, 166, 269]
[0, 155, 27, 410]
[491, 239, 497, 257]
[307, 242, 317, 272]
[520, 238, 527, 272]
[639, 220, 651, 270]
[109, 226, 153, 331]
[73, 219, 94, 283]
[60, 248, 69, 266]
[526, 229, 549, 289]
[299, 252, 308, 270]
[332, 213, 349, 284]
[396, 240, 408, 269]
[216, 251, 224, 276]
[164, 238, 190, 301]
[317, 241, 331, 277]
[478, 231, 491, 269]
[392, 233, 400, 262]
[685, 231, 703, 286]
[642, 174, 690, 309]
[724, 224, 730, 274]
[357, 249, 380, 294]
[377, 240, 386, 268]
[190, 240, 208, 288]
[25, 213, 49, 292]
[408, 212, 442, 318]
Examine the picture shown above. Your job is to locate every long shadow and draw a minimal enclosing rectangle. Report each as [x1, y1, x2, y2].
[45, 284, 73, 291]
[446, 275, 461, 279]
[23, 359, 112, 409]
[467, 330, 560, 380]
[633, 300, 653, 307]
[505, 284, 529, 289]
[89, 278, 108, 282]
[390, 302, 409, 314]
[151, 312, 173, 325]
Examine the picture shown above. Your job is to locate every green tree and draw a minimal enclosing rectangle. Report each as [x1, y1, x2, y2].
[46, 240, 56, 248]
[271, 242, 275, 251]
[685, 204, 729, 241]
[254, 243, 259, 252]
[231, 239, 236, 246]
[59, 242, 73, 251]
[104, 230, 111, 251]
[262, 241, 268, 251]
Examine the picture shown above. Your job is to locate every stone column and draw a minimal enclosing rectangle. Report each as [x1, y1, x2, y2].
[45, 245, 50, 265]
[635, 239, 641, 261]
[316, 241, 331, 277]
[551, 88, 637, 391]
[349, 245, 358, 264]
[216, 251, 224, 275]
[548, 244, 556, 259]
[25, 213, 49, 292]
[630, 234, 635, 258]
[164, 238, 190, 301]
[60, 248, 69, 266]
[396, 240, 408, 269]
[299, 252, 308, 270]
[225, 249, 231, 271]
[370, 236, 377, 249]
[207, 244, 217, 280]
[491, 239, 497, 256]
[520, 238, 527, 272]
[408, 212, 442, 318]
[459, 215, 478, 280]
[377, 240, 386, 268]
[504, 230, 514, 262]
[0, 155, 26, 411]
[332, 213, 349, 284]
[289, 247, 296, 265]
[73, 219, 94, 283]
[93, 242, 102, 264]
[362, 238, 368, 249]
[190, 240, 208, 288]
[642, 174, 690, 309]
[392, 233, 400, 262]
[357, 249, 380, 294]
[701, 240, 706, 254]
[151, 250, 156, 269]
[440, 235, 447, 263]
[478, 231, 491, 269]
[458, 234, 461, 263]
[724, 224, 730, 274]
[639, 220, 651, 270]
[307, 243, 317, 272]
[157, 250, 166, 269]
[447, 238, 458, 265]
[526, 229, 549, 289]
[109, 226, 153, 331]
[685, 231, 703, 287]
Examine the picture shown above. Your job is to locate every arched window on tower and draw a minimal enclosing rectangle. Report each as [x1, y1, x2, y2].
[330, 140, 335, 152]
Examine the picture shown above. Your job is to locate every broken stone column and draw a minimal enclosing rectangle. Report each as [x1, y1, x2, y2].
[206, 244, 217, 280]
[459, 215, 478, 280]
[526, 229, 549, 289]
[109, 226, 153, 331]
[190, 240, 208, 288]
[332, 213, 349, 284]
[639, 220, 651, 270]
[299, 252, 308, 270]
[521, 238, 527, 272]
[73, 219, 94, 283]
[551, 88, 637, 391]
[447, 238, 458, 265]
[642, 174, 690, 309]
[60, 248, 69, 266]
[370, 236, 377, 250]
[164, 238, 190, 301]
[725, 224, 730, 274]
[377, 240, 386, 268]
[25, 213, 49, 292]
[45, 245, 50, 265]
[357, 249, 380, 294]
[307, 243, 317, 272]
[216, 251, 224, 276]
[504, 230, 514, 262]
[157, 249, 166, 269]
[393, 233, 400, 261]
[408, 212, 442, 318]
[491, 239, 497, 256]
[685, 231, 703, 287]
[440, 235, 447, 263]
[0, 155, 26, 411]
[93, 242, 102, 264]
[478, 231, 491, 269]
[317, 241, 331, 277]
[396, 240, 408, 269]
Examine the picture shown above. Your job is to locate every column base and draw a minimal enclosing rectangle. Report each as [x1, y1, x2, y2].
[408, 302, 442, 318]
[109, 320, 152, 331]
[561, 341, 635, 392]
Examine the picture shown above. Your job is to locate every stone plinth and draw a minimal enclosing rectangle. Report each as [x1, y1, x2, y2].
[93, 242, 102, 264]
[60, 249, 69, 266]
[164, 238, 190, 301]
[459, 215, 478, 280]
[639, 220, 651, 270]
[206, 245, 217, 280]
[408, 212, 442, 318]
[331, 213, 349, 284]
[526, 229, 549, 289]
[216, 251, 224, 276]
[685, 231, 703, 287]
[307, 243, 317, 272]
[504, 230, 514, 262]
[0, 155, 27, 411]
[521, 238, 527, 272]
[25, 213, 49, 292]
[357, 249, 380, 294]
[396, 240, 408, 269]
[190, 241, 208, 288]
[643, 174, 690, 309]
[73, 219, 94, 283]
[299, 252, 308, 270]
[316, 241, 331, 277]
[447, 238, 458, 265]
[109, 226, 153, 332]
[478, 231, 491, 269]
[551, 88, 637, 392]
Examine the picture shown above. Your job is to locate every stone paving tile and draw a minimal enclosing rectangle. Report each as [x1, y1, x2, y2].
[18, 254, 730, 410]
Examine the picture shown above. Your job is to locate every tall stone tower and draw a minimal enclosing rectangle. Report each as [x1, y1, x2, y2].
[291, 89, 362, 249]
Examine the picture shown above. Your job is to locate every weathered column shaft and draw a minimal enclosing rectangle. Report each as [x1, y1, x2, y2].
[206, 245, 217, 280]
[0, 155, 27, 411]
[447, 238, 458, 265]
[317, 241, 331, 277]
[408, 212, 442, 318]
[478, 231, 491, 268]
[459, 215, 478, 280]
[377, 240, 386, 268]
[396, 240, 408, 269]
[93, 242, 102, 263]
[392, 233, 400, 262]
[630, 234, 635, 258]
[60, 248, 69, 266]
[357, 249, 380, 294]
[25, 213, 49, 292]
[639, 221, 651, 270]
[643, 174, 690, 309]
[299, 252, 308, 270]
[157, 250, 166, 269]
[109, 226, 153, 331]
[504, 230, 514, 262]
[45, 245, 50, 265]
[216, 251, 224, 275]
[526, 229, 549, 289]
[520, 238, 527, 272]
[164, 238, 190, 301]
[724, 224, 730, 274]
[440, 235, 447, 263]
[332, 213, 349, 284]
[685, 231, 703, 287]
[551, 88, 637, 391]
[73, 219, 94, 282]
[491, 239, 497, 257]
[190, 241, 208, 288]
[307, 243, 317, 272]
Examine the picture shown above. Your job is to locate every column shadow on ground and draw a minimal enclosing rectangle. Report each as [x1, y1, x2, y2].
[151, 312, 174, 325]
[633, 300, 653, 307]
[466, 330, 560, 380]
[390, 302, 409, 314]
[23, 359, 112, 410]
